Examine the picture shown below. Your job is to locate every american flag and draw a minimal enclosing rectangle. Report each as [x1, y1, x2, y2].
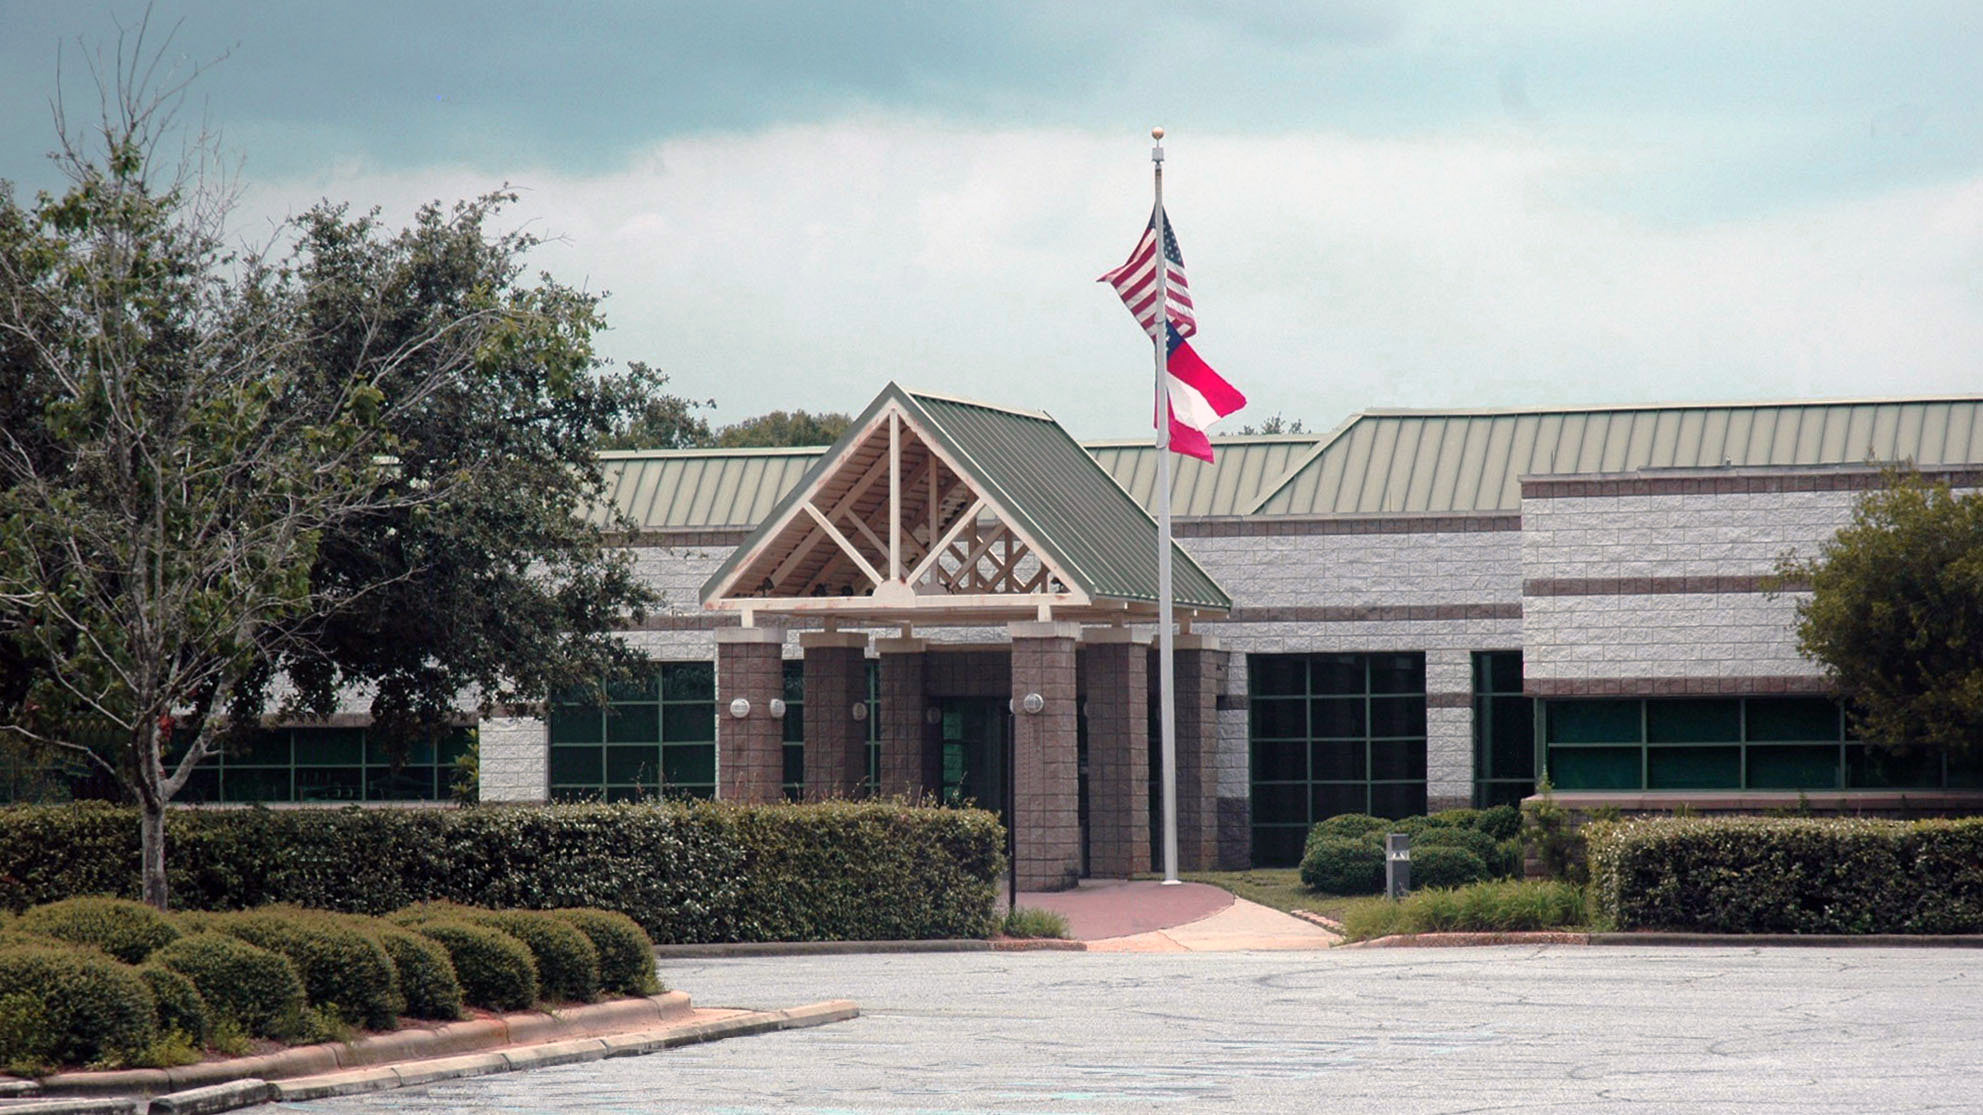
[1098, 208, 1196, 341]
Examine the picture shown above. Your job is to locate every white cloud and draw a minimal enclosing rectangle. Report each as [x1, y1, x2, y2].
[238, 117, 1983, 438]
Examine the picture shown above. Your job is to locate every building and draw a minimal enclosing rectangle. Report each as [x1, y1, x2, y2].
[185, 385, 1983, 883]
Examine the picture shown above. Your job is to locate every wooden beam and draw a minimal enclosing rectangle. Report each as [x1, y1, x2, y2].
[767, 434, 893, 587]
[889, 411, 902, 580]
[803, 503, 884, 588]
[905, 497, 986, 586]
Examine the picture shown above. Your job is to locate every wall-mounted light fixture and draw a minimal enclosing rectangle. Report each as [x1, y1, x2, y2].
[728, 697, 751, 719]
[852, 702, 869, 722]
[925, 707, 942, 725]
[768, 698, 787, 719]
[1020, 692, 1045, 715]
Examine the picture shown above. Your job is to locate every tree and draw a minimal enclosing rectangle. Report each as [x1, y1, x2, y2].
[596, 362, 712, 450]
[0, 36, 654, 908]
[711, 409, 851, 448]
[1236, 413, 1306, 436]
[1778, 468, 1983, 757]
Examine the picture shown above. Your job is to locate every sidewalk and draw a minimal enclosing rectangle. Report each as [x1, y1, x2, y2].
[1015, 880, 1340, 951]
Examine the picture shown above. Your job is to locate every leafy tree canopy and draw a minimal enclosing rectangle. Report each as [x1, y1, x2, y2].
[709, 408, 851, 448]
[1236, 413, 1306, 435]
[1778, 468, 1983, 757]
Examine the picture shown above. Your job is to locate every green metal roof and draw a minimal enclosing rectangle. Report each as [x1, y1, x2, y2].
[1254, 397, 1983, 516]
[1084, 436, 1322, 518]
[697, 383, 1229, 613]
[590, 447, 821, 529]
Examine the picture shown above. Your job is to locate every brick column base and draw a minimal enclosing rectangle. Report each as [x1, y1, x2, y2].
[876, 638, 929, 798]
[1082, 630, 1149, 878]
[1173, 637, 1224, 872]
[716, 628, 784, 803]
[801, 633, 870, 799]
[1011, 621, 1081, 891]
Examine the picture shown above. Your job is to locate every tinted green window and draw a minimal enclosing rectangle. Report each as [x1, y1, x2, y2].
[1646, 700, 1741, 744]
[661, 704, 716, 743]
[1647, 746, 1741, 789]
[1548, 701, 1639, 743]
[1472, 652, 1534, 809]
[606, 705, 659, 744]
[551, 661, 718, 800]
[548, 705, 602, 744]
[1746, 699, 1838, 742]
[178, 725, 468, 805]
[1246, 652, 1428, 866]
[662, 744, 716, 787]
[1846, 744, 1940, 788]
[1747, 745, 1840, 789]
[1549, 747, 1641, 790]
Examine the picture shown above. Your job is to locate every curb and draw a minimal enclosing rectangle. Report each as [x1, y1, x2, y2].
[989, 938, 1085, 951]
[654, 939, 992, 959]
[271, 1000, 859, 1104]
[1588, 932, 1983, 948]
[1287, 909, 1346, 935]
[0, 1000, 858, 1115]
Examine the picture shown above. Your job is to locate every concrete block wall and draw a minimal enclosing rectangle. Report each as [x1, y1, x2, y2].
[1519, 485, 1857, 691]
[478, 716, 548, 802]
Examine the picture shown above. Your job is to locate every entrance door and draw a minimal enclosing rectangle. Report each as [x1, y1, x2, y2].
[935, 698, 1009, 825]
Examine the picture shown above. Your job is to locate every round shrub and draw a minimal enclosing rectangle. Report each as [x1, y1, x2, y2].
[0, 944, 157, 1068]
[1309, 814, 1390, 842]
[137, 963, 210, 1046]
[415, 922, 536, 1011]
[370, 924, 462, 1021]
[551, 908, 660, 996]
[154, 932, 305, 1039]
[212, 909, 401, 1031]
[1299, 837, 1384, 895]
[1475, 804, 1523, 841]
[1428, 808, 1482, 830]
[1410, 846, 1491, 890]
[1409, 825, 1501, 867]
[17, 897, 181, 964]
[463, 912, 598, 1004]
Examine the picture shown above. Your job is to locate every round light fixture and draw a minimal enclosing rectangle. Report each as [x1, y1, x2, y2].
[1021, 692, 1045, 715]
[852, 702, 869, 722]
[728, 697, 751, 719]
[769, 698, 787, 719]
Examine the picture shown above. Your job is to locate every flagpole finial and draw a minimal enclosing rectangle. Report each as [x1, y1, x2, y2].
[1151, 126, 1164, 140]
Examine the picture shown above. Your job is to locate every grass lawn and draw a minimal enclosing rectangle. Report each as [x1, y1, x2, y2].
[1140, 868, 1361, 923]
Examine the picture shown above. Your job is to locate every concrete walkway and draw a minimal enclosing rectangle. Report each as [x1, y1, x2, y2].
[1015, 879, 1339, 950]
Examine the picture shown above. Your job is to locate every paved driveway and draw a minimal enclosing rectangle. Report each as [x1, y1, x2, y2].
[282, 946, 1980, 1114]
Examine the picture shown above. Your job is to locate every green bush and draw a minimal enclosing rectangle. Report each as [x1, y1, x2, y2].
[211, 908, 401, 1031]
[1308, 814, 1390, 842]
[153, 932, 306, 1039]
[1408, 825, 1500, 864]
[460, 911, 598, 1004]
[415, 921, 536, 1011]
[0, 800, 1002, 945]
[1298, 837, 1383, 895]
[998, 907, 1071, 939]
[0, 944, 157, 1069]
[137, 963, 209, 1046]
[368, 924, 463, 1021]
[1474, 804, 1523, 841]
[1341, 880, 1588, 941]
[1410, 845, 1491, 889]
[1588, 816, 1983, 934]
[16, 896, 181, 964]
[550, 909, 658, 996]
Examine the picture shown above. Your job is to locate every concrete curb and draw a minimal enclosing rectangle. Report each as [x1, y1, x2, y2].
[1588, 932, 1983, 948]
[28, 992, 694, 1099]
[654, 939, 991, 959]
[1287, 909, 1346, 935]
[989, 938, 1085, 951]
[270, 1000, 859, 1103]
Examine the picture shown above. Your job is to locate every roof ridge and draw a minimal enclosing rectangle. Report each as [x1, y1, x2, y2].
[1353, 394, 1983, 419]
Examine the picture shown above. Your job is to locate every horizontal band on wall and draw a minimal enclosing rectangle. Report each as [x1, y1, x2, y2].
[1427, 692, 1472, 709]
[1175, 513, 1520, 538]
[1226, 603, 1522, 623]
[623, 528, 756, 547]
[1521, 467, 1983, 501]
[1525, 675, 1832, 697]
[1523, 575, 1810, 597]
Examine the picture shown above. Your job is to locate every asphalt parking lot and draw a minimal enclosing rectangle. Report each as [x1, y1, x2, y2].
[282, 945, 1981, 1114]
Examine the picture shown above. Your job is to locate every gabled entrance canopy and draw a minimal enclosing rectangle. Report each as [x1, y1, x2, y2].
[700, 384, 1230, 625]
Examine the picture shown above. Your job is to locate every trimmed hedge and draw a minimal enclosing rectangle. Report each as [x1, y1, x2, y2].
[1298, 837, 1383, 894]
[0, 800, 1003, 944]
[550, 909, 659, 996]
[414, 921, 537, 1011]
[369, 924, 463, 1021]
[1302, 809, 1524, 895]
[1588, 816, 1983, 934]
[210, 908, 401, 1030]
[153, 932, 306, 1039]
[15, 897, 180, 964]
[1410, 846, 1491, 889]
[137, 963, 210, 1046]
[455, 911, 598, 1004]
[0, 944, 156, 1068]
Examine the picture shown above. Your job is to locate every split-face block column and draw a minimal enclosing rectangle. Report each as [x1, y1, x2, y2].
[875, 636, 930, 797]
[1171, 634, 1224, 871]
[1081, 628, 1150, 878]
[716, 627, 785, 803]
[799, 632, 871, 799]
[1010, 620, 1082, 891]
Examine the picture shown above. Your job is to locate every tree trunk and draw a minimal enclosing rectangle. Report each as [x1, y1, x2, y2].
[140, 800, 169, 911]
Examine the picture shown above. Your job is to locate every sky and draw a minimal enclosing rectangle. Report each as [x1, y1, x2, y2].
[2, 1, 1980, 439]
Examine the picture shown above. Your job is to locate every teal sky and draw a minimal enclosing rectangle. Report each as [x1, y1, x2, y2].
[5, 1, 1981, 436]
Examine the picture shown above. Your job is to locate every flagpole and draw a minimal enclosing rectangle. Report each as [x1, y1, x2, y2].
[1151, 126, 1181, 886]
